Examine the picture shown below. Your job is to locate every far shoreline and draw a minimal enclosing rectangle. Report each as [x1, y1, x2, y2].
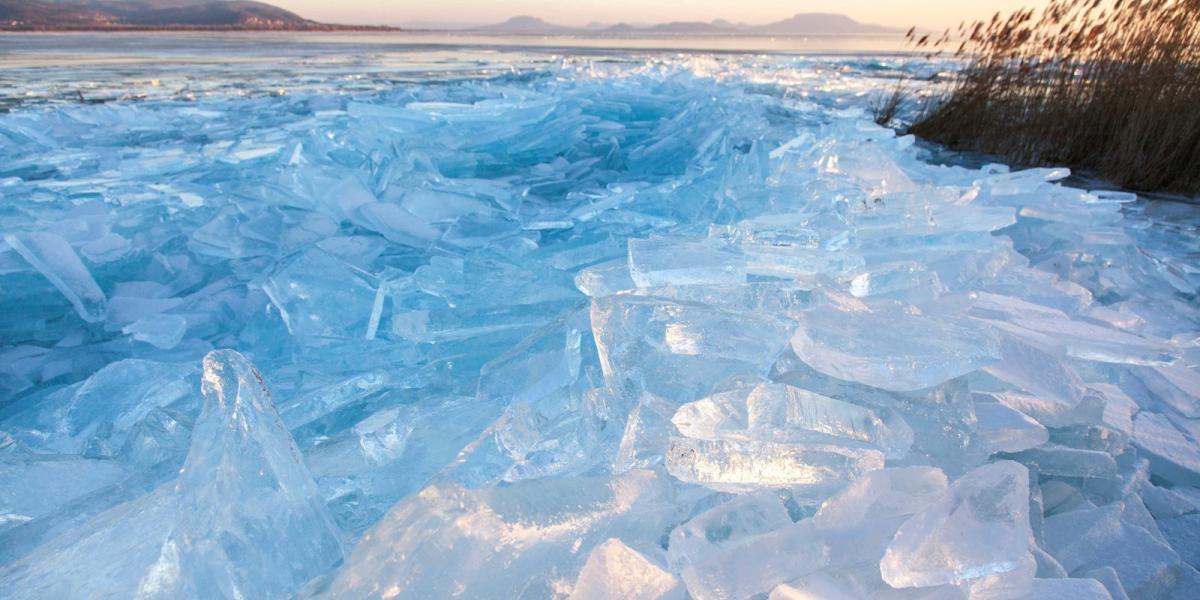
[0, 25, 402, 33]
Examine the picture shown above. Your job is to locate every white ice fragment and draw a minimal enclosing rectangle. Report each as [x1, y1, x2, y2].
[1136, 363, 1200, 418]
[1007, 445, 1119, 479]
[1043, 501, 1181, 597]
[666, 436, 884, 493]
[1133, 412, 1200, 486]
[680, 520, 826, 600]
[666, 490, 792, 571]
[122, 314, 188, 350]
[881, 461, 1032, 589]
[628, 237, 746, 288]
[813, 466, 949, 531]
[575, 258, 636, 298]
[570, 539, 683, 600]
[814, 467, 949, 568]
[353, 202, 441, 248]
[51, 359, 197, 457]
[672, 382, 911, 458]
[5, 231, 107, 322]
[1082, 567, 1129, 600]
[972, 401, 1049, 454]
[138, 350, 343, 599]
[79, 232, 130, 263]
[614, 392, 676, 473]
[328, 470, 677, 599]
[790, 296, 997, 392]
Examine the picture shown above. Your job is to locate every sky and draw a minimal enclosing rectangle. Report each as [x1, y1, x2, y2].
[272, 0, 1050, 30]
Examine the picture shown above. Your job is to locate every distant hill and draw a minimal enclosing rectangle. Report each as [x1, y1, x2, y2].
[468, 13, 902, 36]
[473, 16, 574, 35]
[750, 13, 899, 35]
[0, 0, 396, 30]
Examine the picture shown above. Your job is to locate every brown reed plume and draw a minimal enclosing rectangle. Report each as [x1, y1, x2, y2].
[909, 0, 1200, 194]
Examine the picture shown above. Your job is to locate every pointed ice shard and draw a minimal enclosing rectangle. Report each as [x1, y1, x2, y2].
[5, 232, 107, 323]
[881, 461, 1033, 589]
[138, 350, 343, 599]
[972, 400, 1049, 454]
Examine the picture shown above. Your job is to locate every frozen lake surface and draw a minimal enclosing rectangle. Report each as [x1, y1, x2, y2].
[1, 33, 1198, 600]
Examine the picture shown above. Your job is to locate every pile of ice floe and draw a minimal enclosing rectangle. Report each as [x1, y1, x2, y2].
[1, 55, 1198, 599]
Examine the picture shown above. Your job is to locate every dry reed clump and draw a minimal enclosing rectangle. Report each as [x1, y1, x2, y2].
[909, 0, 1200, 195]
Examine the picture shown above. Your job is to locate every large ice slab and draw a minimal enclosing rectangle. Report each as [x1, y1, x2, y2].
[881, 461, 1033, 589]
[328, 470, 678, 599]
[790, 295, 998, 392]
[571, 538, 683, 600]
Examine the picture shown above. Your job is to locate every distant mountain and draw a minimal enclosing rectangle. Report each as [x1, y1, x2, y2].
[473, 16, 574, 35]
[751, 13, 900, 34]
[468, 13, 901, 36]
[0, 0, 395, 30]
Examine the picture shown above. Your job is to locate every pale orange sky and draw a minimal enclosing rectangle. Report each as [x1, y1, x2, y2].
[272, 0, 1051, 30]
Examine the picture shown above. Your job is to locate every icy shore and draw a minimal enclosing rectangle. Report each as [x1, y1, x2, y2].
[1, 48, 1198, 599]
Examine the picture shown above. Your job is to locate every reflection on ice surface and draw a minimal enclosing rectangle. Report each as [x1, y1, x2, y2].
[1, 34, 1199, 600]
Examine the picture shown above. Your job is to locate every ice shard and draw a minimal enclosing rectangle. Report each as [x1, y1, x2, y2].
[881, 461, 1033, 589]
[571, 539, 683, 600]
[137, 350, 343, 599]
[328, 470, 678, 599]
[5, 232, 107, 323]
[790, 296, 998, 392]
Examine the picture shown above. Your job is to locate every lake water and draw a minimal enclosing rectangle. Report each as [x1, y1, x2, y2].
[0, 32, 918, 109]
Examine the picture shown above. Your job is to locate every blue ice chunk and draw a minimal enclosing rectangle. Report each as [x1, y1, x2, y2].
[4, 232, 107, 322]
[263, 247, 380, 340]
[123, 314, 189, 350]
[352, 202, 441, 248]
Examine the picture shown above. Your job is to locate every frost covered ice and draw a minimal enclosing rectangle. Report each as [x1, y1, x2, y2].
[1, 42, 1199, 600]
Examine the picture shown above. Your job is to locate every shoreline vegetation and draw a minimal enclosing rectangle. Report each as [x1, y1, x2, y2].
[908, 0, 1200, 196]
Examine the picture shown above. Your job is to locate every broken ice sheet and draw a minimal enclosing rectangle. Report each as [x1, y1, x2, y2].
[813, 466, 949, 568]
[790, 294, 998, 392]
[570, 538, 683, 600]
[881, 461, 1033, 589]
[666, 436, 884, 493]
[679, 517, 828, 600]
[590, 295, 794, 405]
[263, 246, 381, 340]
[666, 489, 792, 571]
[672, 382, 911, 457]
[328, 470, 679, 599]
